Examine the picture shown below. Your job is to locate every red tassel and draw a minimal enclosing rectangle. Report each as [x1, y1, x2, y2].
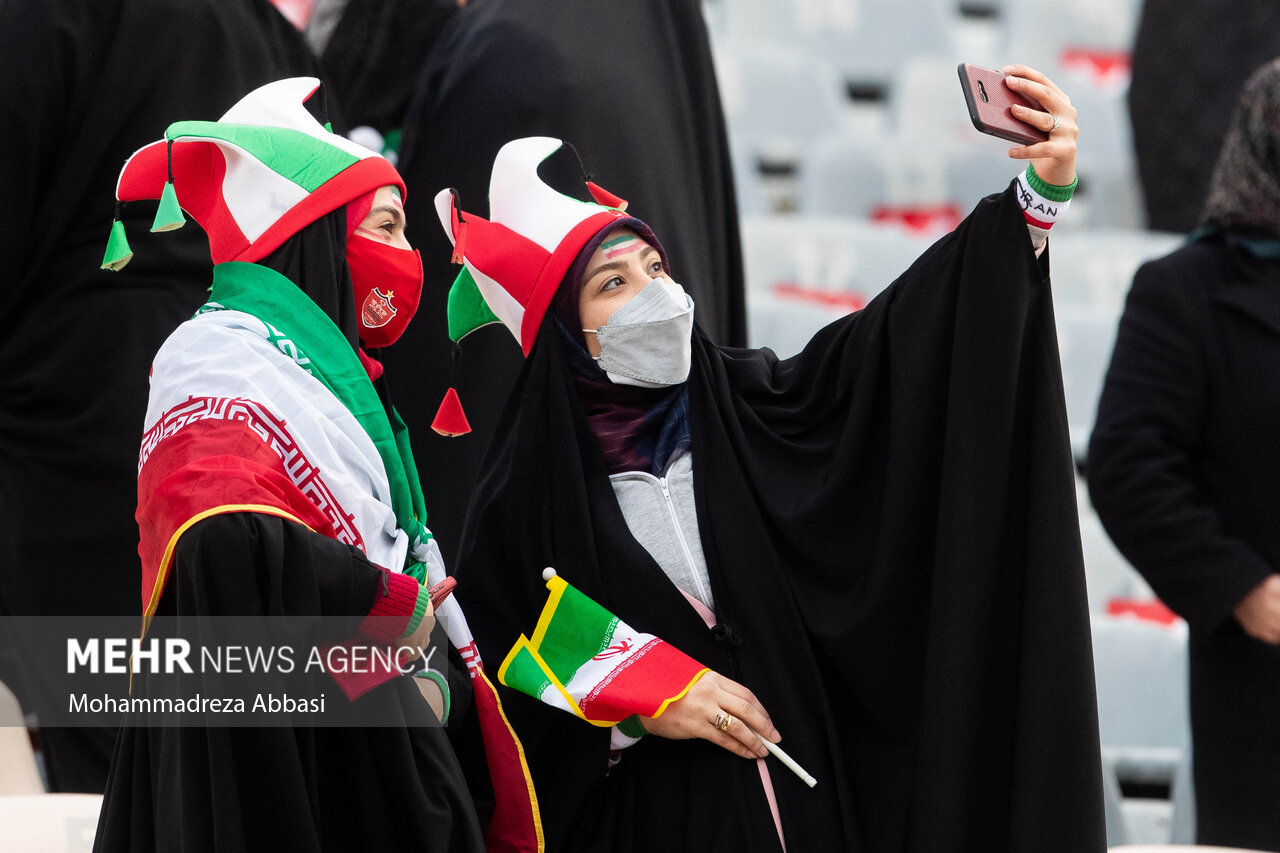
[450, 218, 468, 265]
[587, 181, 628, 211]
[431, 387, 471, 437]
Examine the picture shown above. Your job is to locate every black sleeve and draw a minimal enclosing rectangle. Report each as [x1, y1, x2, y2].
[1087, 257, 1273, 631]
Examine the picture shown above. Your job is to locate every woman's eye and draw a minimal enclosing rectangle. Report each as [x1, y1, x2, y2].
[600, 276, 624, 292]
[648, 260, 663, 274]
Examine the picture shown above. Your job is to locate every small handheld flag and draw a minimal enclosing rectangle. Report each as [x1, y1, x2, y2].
[498, 569, 709, 726]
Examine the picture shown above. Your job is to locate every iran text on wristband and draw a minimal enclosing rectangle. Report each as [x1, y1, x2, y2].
[1016, 165, 1077, 229]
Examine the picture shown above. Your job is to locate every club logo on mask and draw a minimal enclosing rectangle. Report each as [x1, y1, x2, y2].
[361, 288, 397, 329]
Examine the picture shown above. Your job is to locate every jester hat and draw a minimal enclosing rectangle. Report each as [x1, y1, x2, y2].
[434, 136, 633, 356]
[102, 77, 404, 271]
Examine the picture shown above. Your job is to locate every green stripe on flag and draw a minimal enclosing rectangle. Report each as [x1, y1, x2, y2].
[528, 576, 620, 685]
[167, 122, 360, 192]
[498, 640, 554, 701]
[499, 638, 590, 721]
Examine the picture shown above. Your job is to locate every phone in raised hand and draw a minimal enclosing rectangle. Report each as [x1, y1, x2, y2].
[957, 63, 1048, 145]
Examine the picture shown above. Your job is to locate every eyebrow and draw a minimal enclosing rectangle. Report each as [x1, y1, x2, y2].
[367, 205, 404, 225]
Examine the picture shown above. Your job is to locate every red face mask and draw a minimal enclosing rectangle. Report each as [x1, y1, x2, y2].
[345, 230, 424, 348]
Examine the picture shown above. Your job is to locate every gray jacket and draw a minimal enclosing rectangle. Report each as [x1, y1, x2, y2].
[609, 450, 714, 612]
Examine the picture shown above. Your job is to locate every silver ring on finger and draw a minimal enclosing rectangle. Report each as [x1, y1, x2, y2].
[1049, 113, 1060, 133]
[714, 711, 734, 733]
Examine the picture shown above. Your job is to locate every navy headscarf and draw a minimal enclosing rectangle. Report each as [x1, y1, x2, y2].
[550, 218, 692, 475]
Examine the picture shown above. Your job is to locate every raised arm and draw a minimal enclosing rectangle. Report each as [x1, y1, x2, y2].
[1004, 64, 1079, 252]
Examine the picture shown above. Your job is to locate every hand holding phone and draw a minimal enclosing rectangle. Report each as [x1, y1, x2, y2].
[957, 63, 1049, 145]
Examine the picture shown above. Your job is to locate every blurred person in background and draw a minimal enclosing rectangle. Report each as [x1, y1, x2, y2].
[1090, 57, 1280, 851]
[273, 0, 460, 157]
[0, 0, 327, 793]
[1128, 0, 1280, 232]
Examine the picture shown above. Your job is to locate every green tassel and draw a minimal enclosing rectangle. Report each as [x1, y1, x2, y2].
[151, 181, 186, 232]
[100, 220, 133, 271]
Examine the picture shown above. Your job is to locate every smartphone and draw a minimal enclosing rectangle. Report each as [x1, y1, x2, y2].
[428, 576, 457, 608]
[957, 63, 1048, 145]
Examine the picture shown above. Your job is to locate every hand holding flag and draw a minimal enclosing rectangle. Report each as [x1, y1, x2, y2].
[635, 669, 780, 762]
[499, 569, 817, 787]
[498, 568, 710, 725]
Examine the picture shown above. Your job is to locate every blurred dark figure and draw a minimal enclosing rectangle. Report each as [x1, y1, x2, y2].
[1090, 58, 1280, 851]
[300, 0, 459, 145]
[0, 0, 327, 793]
[1128, 0, 1280, 232]
[382, 0, 747, 567]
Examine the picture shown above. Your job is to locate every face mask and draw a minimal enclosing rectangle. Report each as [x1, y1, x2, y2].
[584, 277, 695, 388]
[345, 231, 424, 348]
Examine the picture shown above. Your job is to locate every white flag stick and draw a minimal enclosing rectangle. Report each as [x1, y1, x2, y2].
[751, 727, 817, 788]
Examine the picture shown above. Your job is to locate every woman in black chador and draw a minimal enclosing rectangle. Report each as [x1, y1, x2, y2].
[438, 66, 1105, 852]
[93, 78, 495, 852]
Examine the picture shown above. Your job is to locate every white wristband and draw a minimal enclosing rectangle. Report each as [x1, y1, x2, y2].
[1016, 170, 1072, 228]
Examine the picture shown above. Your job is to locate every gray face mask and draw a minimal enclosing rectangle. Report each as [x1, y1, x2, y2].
[583, 277, 695, 388]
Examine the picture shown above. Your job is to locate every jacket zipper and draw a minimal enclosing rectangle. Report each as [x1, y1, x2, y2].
[656, 475, 710, 605]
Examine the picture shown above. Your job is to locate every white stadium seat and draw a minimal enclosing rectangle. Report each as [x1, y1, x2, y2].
[0, 795, 102, 853]
[1004, 0, 1144, 65]
[722, 0, 954, 98]
[0, 678, 43, 796]
[713, 40, 848, 173]
[740, 215, 935, 356]
[799, 130, 1022, 221]
[1045, 230, 1182, 312]
[1054, 303, 1121, 459]
[1091, 614, 1192, 844]
[740, 215, 934, 297]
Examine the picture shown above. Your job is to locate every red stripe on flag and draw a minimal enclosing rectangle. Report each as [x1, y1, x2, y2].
[471, 668, 544, 852]
[137, 399, 354, 624]
[578, 639, 707, 722]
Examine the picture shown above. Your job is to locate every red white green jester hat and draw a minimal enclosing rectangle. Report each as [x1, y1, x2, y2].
[434, 136, 632, 357]
[101, 76, 404, 271]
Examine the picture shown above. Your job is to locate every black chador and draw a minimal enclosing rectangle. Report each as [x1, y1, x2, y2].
[449, 185, 1106, 852]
